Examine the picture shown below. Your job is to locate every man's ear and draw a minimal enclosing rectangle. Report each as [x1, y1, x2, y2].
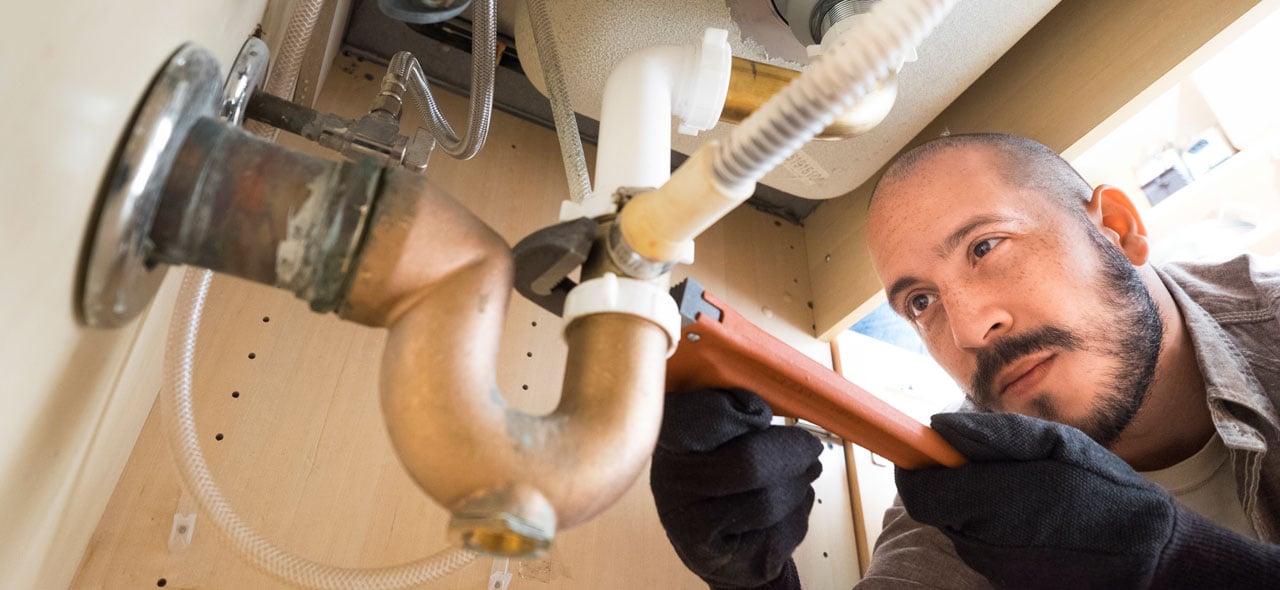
[1084, 185, 1149, 265]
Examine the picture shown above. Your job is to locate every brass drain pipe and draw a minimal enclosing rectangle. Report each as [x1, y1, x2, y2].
[151, 118, 672, 557]
[721, 56, 897, 140]
[342, 170, 671, 555]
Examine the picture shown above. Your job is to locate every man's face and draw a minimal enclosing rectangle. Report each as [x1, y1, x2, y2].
[866, 147, 1162, 446]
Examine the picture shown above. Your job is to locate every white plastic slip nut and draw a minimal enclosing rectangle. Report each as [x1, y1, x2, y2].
[562, 273, 681, 357]
[488, 557, 512, 590]
[676, 28, 732, 136]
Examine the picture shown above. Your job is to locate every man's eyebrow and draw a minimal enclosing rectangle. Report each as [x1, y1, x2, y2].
[884, 214, 1015, 308]
[934, 214, 1013, 259]
[886, 276, 923, 310]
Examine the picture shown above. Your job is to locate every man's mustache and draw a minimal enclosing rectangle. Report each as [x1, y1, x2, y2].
[970, 326, 1083, 408]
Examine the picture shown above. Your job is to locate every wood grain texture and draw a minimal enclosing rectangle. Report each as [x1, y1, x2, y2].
[804, 0, 1266, 341]
[72, 53, 858, 588]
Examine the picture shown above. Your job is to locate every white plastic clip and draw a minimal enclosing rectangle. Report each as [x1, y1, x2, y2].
[169, 512, 197, 553]
[488, 557, 513, 590]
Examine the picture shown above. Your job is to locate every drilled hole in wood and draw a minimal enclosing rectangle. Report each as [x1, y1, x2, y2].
[822, 552, 829, 558]
[526, 352, 533, 358]
[157, 579, 167, 587]
[262, 316, 270, 323]
[215, 433, 224, 441]
[774, 220, 782, 227]
[522, 384, 529, 390]
[248, 352, 256, 360]
[818, 498, 824, 504]
[232, 391, 240, 398]
[531, 321, 538, 327]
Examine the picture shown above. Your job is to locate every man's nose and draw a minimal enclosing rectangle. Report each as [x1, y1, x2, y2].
[946, 290, 1012, 350]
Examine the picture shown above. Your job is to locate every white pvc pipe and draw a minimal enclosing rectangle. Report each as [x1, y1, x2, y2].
[592, 45, 691, 202]
[573, 29, 730, 221]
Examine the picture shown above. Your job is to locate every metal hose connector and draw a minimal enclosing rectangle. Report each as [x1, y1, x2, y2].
[528, 0, 593, 203]
[711, 0, 957, 193]
[389, 0, 496, 160]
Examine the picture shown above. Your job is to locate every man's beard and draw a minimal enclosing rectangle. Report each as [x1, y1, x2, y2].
[967, 228, 1164, 447]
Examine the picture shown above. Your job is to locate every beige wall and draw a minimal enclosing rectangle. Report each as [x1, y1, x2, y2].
[0, 2, 268, 587]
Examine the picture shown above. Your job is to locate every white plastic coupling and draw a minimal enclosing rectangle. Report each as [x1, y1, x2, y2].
[675, 28, 733, 136]
[562, 273, 681, 358]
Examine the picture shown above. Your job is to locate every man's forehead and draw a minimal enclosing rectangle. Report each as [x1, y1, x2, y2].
[870, 147, 1009, 229]
[879, 145, 1002, 197]
[866, 146, 1042, 280]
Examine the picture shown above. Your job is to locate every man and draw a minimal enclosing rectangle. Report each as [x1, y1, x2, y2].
[649, 134, 1280, 589]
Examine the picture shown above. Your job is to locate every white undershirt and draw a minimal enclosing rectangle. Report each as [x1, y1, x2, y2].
[1139, 433, 1258, 540]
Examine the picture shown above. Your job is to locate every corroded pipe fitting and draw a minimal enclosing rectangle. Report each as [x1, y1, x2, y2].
[151, 117, 380, 312]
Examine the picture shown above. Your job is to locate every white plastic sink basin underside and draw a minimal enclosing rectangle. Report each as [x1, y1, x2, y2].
[510, 0, 1062, 200]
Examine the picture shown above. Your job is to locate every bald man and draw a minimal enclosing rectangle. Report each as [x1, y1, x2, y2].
[649, 134, 1280, 589]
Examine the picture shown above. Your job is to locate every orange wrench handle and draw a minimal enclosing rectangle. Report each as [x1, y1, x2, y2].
[666, 289, 965, 469]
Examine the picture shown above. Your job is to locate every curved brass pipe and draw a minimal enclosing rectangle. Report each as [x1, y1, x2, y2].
[342, 170, 670, 556]
[722, 56, 897, 140]
[150, 121, 670, 557]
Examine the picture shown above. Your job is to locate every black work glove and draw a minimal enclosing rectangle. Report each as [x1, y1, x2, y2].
[896, 412, 1280, 589]
[650, 388, 823, 590]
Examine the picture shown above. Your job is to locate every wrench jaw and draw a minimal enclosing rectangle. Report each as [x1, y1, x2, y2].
[511, 217, 599, 316]
[669, 277, 723, 328]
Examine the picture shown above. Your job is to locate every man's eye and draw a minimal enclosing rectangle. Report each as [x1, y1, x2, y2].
[906, 293, 937, 318]
[973, 237, 1004, 259]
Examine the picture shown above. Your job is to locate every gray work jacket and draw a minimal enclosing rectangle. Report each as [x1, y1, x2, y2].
[857, 255, 1280, 589]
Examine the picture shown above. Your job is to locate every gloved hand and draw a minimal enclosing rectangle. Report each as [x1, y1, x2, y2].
[650, 388, 823, 590]
[896, 412, 1280, 589]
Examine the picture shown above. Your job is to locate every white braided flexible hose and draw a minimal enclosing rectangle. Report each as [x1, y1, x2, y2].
[163, 269, 478, 589]
[528, 0, 593, 203]
[249, 0, 326, 140]
[712, 0, 958, 192]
